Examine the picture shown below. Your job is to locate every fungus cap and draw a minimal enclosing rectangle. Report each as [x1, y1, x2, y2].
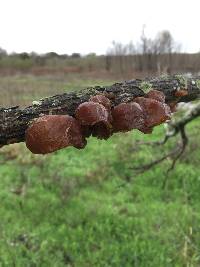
[175, 89, 188, 97]
[146, 90, 165, 103]
[75, 101, 112, 139]
[112, 102, 145, 132]
[75, 102, 109, 126]
[89, 95, 111, 110]
[134, 97, 171, 128]
[25, 115, 86, 154]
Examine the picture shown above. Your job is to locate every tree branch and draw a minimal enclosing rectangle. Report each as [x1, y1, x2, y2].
[1, 75, 200, 146]
[131, 101, 200, 180]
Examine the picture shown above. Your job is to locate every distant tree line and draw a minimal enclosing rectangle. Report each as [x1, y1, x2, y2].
[105, 29, 200, 75]
[0, 30, 200, 76]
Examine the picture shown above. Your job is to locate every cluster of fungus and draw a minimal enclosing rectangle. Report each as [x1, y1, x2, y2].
[25, 90, 172, 154]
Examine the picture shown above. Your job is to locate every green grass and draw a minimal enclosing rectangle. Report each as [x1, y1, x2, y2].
[0, 74, 115, 107]
[0, 119, 200, 266]
[0, 76, 200, 266]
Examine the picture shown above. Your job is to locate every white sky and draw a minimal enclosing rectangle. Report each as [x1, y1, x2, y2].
[0, 0, 199, 55]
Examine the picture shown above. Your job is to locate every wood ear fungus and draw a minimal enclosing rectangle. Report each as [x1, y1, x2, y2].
[112, 102, 145, 132]
[134, 97, 171, 128]
[138, 126, 153, 134]
[146, 90, 165, 103]
[75, 102, 109, 126]
[168, 101, 177, 112]
[89, 95, 111, 110]
[174, 89, 188, 97]
[25, 90, 173, 154]
[75, 101, 112, 139]
[25, 115, 86, 154]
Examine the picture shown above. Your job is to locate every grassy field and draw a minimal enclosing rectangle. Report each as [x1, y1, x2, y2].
[0, 75, 200, 266]
[0, 74, 116, 107]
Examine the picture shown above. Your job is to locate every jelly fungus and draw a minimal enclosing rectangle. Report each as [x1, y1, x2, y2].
[89, 94, 113, 125]
[75, 101, 112, 139]
[146, 90, 165, 103]
[80, 125, 93, 138]
[112, 102, 145, 132]
[24, 89, 174, 154]
[138, 125, 153, 134]
[134, 97, 171, 128]
[168, 102, 177, 112]
[25, 115, 86, 154]
[89, 95, 111, 110]
[175, 89, 188, 97]
[75, 102, 109, 126]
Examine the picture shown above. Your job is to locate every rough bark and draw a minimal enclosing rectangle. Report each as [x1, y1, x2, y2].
[0, 75, 200, 146]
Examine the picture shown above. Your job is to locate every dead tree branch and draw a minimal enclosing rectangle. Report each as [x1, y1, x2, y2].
[0, 75, 200, 146]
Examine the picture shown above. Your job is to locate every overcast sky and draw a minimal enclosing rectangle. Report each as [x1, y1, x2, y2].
[0, 0, 199, 55]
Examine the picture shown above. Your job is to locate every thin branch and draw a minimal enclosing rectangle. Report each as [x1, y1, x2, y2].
[166, 126, 188, 173]
[131, 101, 200, 185]
[131, 146, 180, 174]
[162, 126, 188, 188]
[135, 131, 176, 147]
